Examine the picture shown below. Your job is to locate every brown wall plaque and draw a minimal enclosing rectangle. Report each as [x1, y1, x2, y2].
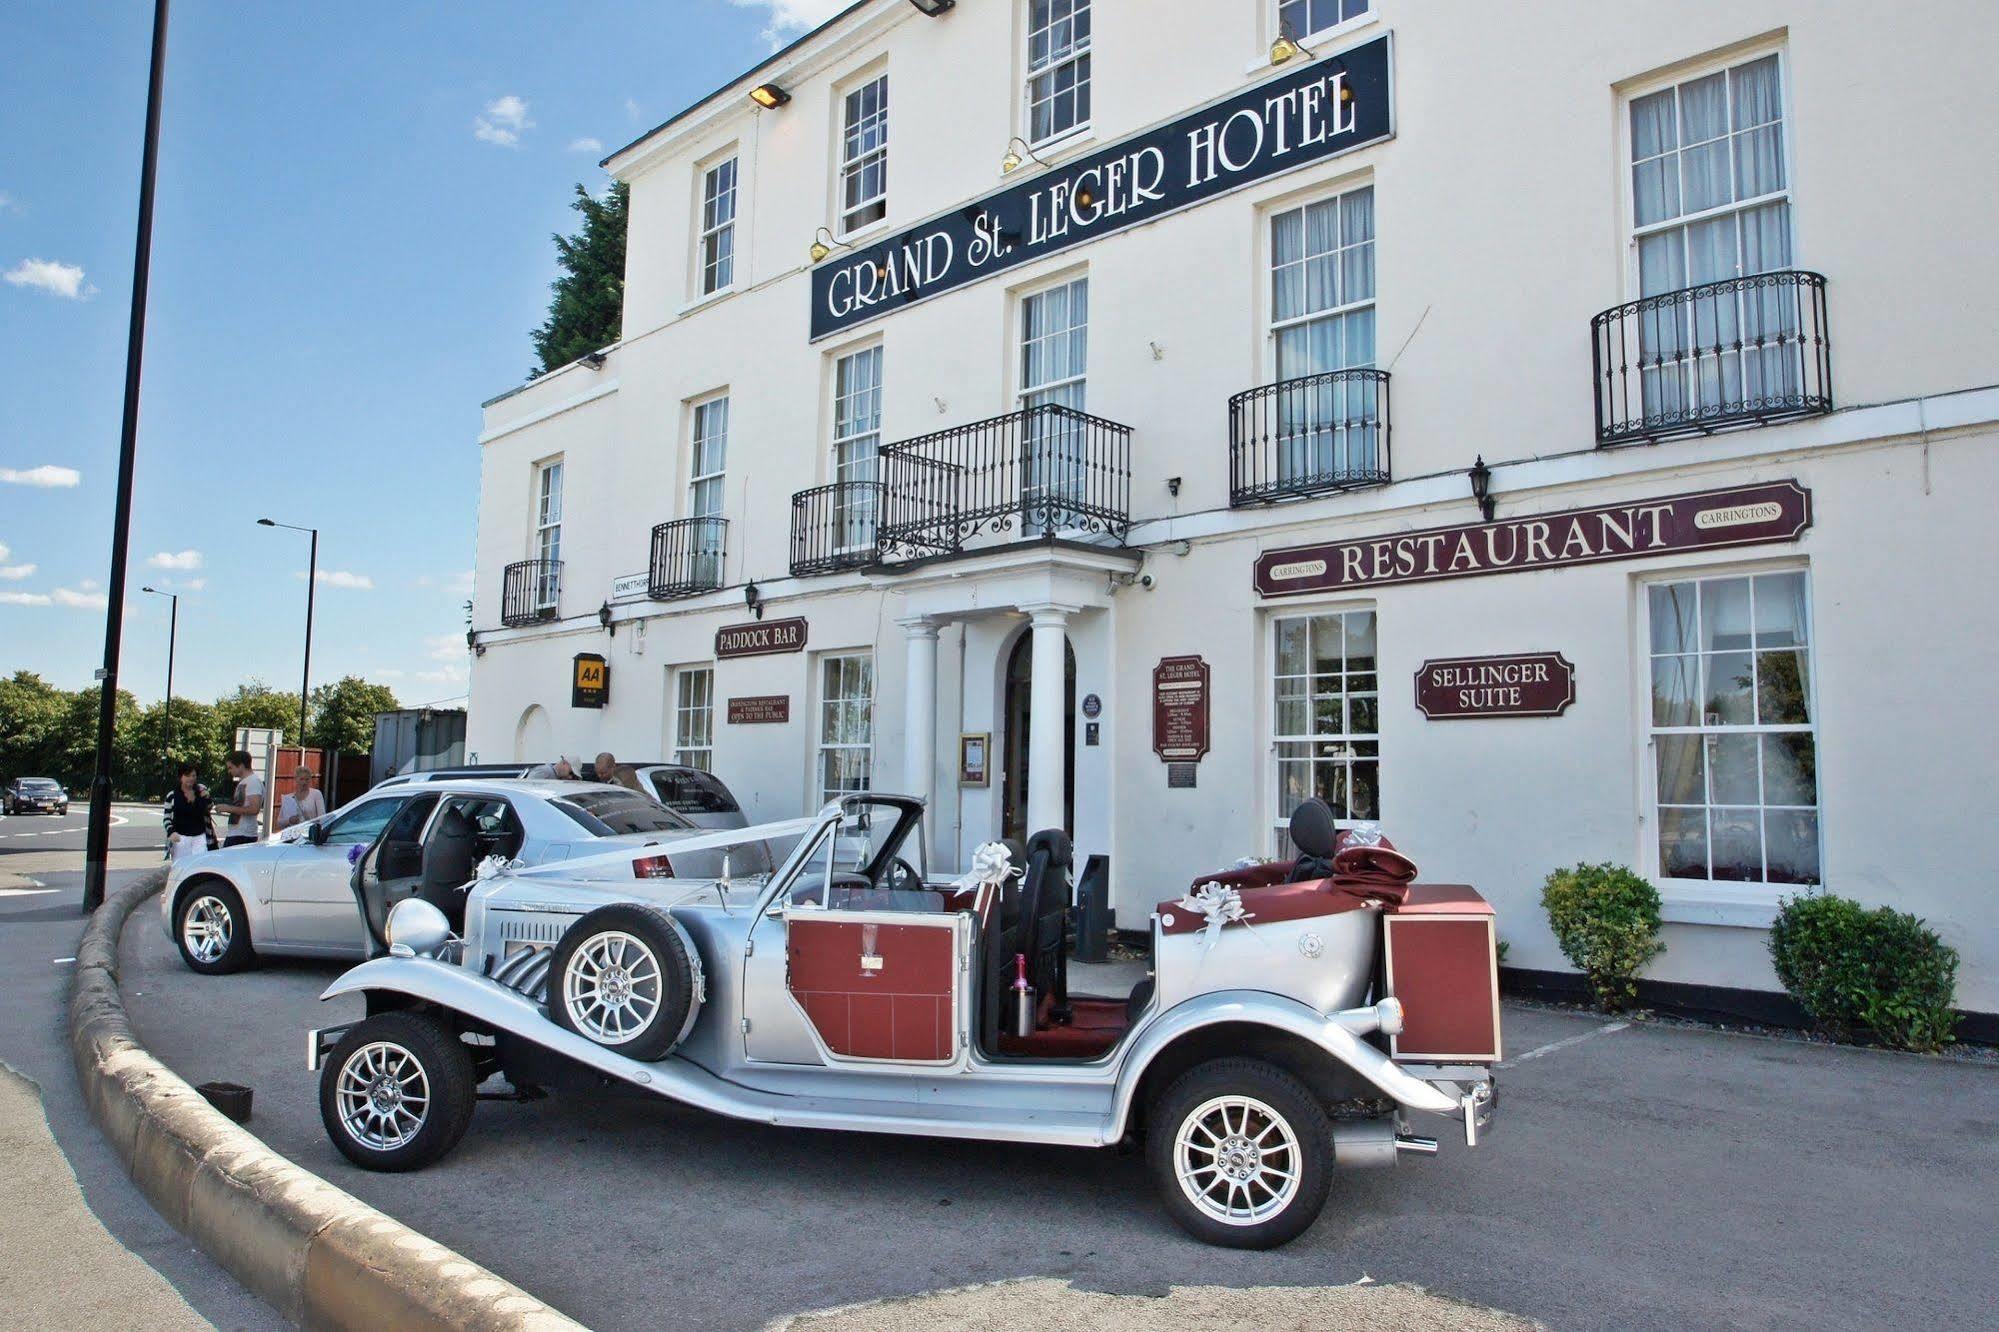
[1415, 652, 1575, 720]
[1254, 480, 1811, 597]
[715, 616, 808, 659]
[727, 695, 791, 725]
[1152, 655, 1211, 763]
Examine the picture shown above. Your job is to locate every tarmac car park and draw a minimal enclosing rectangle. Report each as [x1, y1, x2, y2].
[309, 793, 1499, 1249]
[161, 778, 771, 974]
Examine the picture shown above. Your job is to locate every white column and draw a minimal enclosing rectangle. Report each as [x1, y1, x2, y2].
[901, 617, 940, 821]
[1025, 604, 1071, 836]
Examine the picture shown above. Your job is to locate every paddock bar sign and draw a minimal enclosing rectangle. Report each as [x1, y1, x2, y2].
[1254, 480, 1811, 597]
[810, 33, 1392, 339]
[715, 616, 807, 659]
[1416, 652, 1575, 720]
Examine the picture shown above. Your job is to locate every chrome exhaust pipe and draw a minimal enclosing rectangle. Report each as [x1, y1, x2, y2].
[1394, 1134, 1439, 1155]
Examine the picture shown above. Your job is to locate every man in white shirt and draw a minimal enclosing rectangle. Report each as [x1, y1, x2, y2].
[279, 766, 326, 829]
[214, 750, 266, 846]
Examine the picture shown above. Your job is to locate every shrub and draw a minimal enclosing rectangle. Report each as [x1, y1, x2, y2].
[1540, 863, 1664, 1010]
[1769, 894, 1959, 1052]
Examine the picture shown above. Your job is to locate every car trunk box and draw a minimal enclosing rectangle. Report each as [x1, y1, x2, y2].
[1381, 884, 1501, 1062]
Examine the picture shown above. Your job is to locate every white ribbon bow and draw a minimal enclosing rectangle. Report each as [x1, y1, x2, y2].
[1174, 882, 1258, 954]
[474, 854, 525, 881]
[951, 841, 1023, 892]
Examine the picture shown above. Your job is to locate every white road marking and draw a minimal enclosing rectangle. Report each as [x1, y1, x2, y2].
[1501, 1021, 1630, 1067]
[1, 888, 59, 897]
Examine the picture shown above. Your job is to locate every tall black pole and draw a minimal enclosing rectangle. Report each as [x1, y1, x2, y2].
[84, 0, 171, 913]
[163, 593, 177, 772]
[301, 527, 316, 750]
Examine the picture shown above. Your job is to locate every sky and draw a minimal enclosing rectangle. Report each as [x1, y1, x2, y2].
[0, 0, 851, 715]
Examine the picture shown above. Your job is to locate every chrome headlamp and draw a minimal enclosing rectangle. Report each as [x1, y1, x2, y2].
[384, 898, 452, 958]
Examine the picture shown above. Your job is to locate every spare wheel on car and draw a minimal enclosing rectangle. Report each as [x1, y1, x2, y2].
[546, 903, 703, 1061]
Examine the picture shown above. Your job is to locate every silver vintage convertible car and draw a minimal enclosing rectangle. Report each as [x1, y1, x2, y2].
[309, 793, 1499, 1248]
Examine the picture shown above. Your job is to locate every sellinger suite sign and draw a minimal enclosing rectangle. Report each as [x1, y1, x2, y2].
[809, 33, 1393, 340]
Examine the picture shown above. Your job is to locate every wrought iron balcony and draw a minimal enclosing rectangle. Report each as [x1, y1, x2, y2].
[877, 404, 1132, 560]
[648, 516, 727, 599]
[790, 481, 882, 577]
[500, 559, 561, 627]
[1228, 368, 1391, 507]
[1592, 269, 1831, 446]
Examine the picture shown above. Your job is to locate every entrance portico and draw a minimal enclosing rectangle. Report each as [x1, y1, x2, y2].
[874, 541, 1139, 872]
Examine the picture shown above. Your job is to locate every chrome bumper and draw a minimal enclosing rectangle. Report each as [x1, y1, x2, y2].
[306, 1023, 353, 1072]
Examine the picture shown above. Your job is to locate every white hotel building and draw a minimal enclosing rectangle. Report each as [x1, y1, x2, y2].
[467, 0, 1999, 1025]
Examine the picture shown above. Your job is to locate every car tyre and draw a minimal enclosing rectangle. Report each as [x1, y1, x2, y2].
[319, 1012, 477, 1171]
[1146, 1057, 1334, 1249]
[546, 903, 698, 1062]
[172, 880, 256, 975]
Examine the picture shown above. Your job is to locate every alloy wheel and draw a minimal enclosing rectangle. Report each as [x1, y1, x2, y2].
[181, 895, 233, 965]
[561, 930, 663, 1044]
[334, 1040, 432, 1150]
[1172, 1093, 1303, 1226]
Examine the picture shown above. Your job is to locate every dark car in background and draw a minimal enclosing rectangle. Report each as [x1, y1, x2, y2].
[5, 777, 69, 815]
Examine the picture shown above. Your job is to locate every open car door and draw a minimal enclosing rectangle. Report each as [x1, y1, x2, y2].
[347, 793, 439, 952]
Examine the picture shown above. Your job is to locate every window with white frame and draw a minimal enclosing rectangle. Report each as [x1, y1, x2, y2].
[1271, 609, 1379, 852]
[698, 156, 738, 296]
[817, 653, 874, 803]
[1270, 184, 1377, 483]
[1277, 0, 1370, 40]
[1628, 53, 1795, 419]
[672, 666, 715, 772]
[689, 396, 728, 583]
[839, 75, 888, 233]
[831, 345, 882, 551]
[532, 459, 563, 609]
[1019, 276, 1088, 521]
[1647, 570, 1818, 886]
[1026, 0, 1091, 146]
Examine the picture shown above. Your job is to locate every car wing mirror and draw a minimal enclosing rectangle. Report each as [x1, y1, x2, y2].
[308, 821, 329, 846]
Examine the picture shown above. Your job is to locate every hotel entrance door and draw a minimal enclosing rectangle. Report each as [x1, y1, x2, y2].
[1001, 630, 1075, 843]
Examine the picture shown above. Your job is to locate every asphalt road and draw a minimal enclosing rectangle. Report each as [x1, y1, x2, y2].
[0, 808, 281, 1331]
[119, 901, 1999, 1331]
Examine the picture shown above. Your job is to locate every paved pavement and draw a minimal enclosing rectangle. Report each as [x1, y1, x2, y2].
[0, 809, 279, 1331]
[119, 907, 1999, 1331]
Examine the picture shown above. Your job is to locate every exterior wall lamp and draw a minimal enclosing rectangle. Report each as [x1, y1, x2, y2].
[808, 226, 851, 263]
[748, 83, 791, 110]
[906, 0, 956, 14]
[599, 599, 617, 635]
[744, 581, 764, 620]
[1000, 136, 1048, 174]
[1270, 21, 1312, 65]
[1469, 455, 1496, 522]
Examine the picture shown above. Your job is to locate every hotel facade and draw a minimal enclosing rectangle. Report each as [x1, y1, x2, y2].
[467, 1, 1999, 1020]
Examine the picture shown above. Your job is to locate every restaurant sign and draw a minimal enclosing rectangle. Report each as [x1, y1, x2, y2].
[1152, 656, 1211, 763]
[1254, 481, 1811, 598]
[715, 617, 807, 659]
[1415, 652, 1575, 720]
[726, 695, 791, 725]
[810, 33, 1393, 340]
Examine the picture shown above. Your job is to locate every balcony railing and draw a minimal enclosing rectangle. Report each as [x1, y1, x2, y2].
[790, 481, 882, 577]
[1228, 368, 1391, 506]
[1593, 269, 1831, 445]
[500, 559, 561, 627]
[649, 516, 727, 599]
[877, 404, 1132, 560]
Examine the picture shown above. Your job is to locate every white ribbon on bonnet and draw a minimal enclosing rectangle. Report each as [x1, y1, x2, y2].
[1175, 882, 1259, 955]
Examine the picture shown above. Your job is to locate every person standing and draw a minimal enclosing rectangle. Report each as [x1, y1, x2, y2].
[279, 765, 326, 830]
[213, 750, 266, 847]
[162, 762, 215, 862]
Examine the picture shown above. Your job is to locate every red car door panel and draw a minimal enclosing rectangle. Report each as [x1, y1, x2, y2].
[786, 915, 958, 1062]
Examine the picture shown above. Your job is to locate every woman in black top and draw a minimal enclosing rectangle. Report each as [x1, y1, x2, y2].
[163, 762, 216, 861]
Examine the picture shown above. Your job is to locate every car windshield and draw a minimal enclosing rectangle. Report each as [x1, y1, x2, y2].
[22, 779, 60, 791]
[553, 789, 695, 836]
[794, 798, 923, 880]
[646, 768, 739, 815]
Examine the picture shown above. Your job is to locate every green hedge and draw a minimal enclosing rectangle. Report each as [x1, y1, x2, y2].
[1541, 863, 1664, 1010]
[1769, 894, 1959, 1052]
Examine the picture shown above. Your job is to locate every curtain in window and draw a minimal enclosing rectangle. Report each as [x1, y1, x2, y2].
[1272, 189, 1376, 485]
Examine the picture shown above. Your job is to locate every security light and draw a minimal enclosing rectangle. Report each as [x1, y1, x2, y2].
[748, 83, 791, 110]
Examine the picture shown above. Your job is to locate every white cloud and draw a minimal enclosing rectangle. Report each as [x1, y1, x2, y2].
[729, 0, 850, 44]
[624, 97, 642, 121]
[0, 540, 28, 579]
[0, 590, 51, 606]
[147, 548, 203, 571]
[415, 666, 469, 685]
[448, 569, 476, 595]
[567, 136, 605, 154]
[0, 191, 17, 214]
[3, 257, 95, 299]
[425, 633, 468, 662]
[474, 95, 533, 147]
[0, 464, 81, 487]
[182, 576, 206, 591]
[52, 586, 107, 608]
[296, 568, 374, 589]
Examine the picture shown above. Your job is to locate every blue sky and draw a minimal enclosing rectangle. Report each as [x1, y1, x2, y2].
[0, 0, 847, 712]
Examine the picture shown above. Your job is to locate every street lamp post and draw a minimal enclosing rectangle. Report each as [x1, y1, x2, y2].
[140, 586, 178, 778]
[258, 518, 317, 753]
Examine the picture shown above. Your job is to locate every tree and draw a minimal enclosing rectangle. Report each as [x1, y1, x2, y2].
[0, 671, 70, 783]
[308, 676, 399, 755]
[529, 181, 628, 377]
[213, 682, 303, 750]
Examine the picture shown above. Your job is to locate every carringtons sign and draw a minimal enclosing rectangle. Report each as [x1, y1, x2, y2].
[1254, 481, 1812, 597]
[809, 33, 1393, 340]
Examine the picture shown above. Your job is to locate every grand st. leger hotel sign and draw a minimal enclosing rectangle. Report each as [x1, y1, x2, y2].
[810, 33, 1394, 340]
